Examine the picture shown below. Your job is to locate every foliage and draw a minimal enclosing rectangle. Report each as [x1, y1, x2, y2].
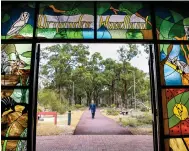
[75, 104, 85, 109]
[110, 104, 116, 108]
[120, 113, 152, 127]
[140, 107, 149, 112]
[137, 113, 152, 125]
[106, 108, 119, 116]
[121, 118, 139, 127]
[39, 43, 150, 110]
[38, 89, 68, 114]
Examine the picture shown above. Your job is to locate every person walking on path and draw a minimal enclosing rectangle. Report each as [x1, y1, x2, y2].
[89, 100, 96, 119]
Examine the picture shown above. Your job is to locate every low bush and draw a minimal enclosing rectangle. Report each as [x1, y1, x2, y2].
[110, 104, 116, 108]
[137, 113, 152, 125]
[100, 103, 107, 107]
[106, 108, 119, 116]
[121, 118, 138, 127]
[75, 104, 85, 109]
[140, 107, 149, 112]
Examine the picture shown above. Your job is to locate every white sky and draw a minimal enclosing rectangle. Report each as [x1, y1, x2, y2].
[40, 43, 149, 73]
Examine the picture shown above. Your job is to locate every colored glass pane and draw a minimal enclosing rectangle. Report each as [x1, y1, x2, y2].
[1, 140, 27, 151]
[155, 4, 189, 40]
[1, 2, 35, 39]
[162, 89, 189, 136]
[1, 89, 29, 137]
[164, 138, 189, 151]
[1, 44, 32, 86]
[97, 2, 152, 39]
[159, 44, 189, 86]
[37, 2, 94, 39]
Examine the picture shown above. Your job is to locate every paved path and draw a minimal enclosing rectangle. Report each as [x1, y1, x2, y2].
[36, 135, 153, 151]
[74, 109, 132, 135]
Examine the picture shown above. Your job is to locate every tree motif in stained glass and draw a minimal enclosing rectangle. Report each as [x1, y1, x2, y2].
[159, 44, 189, 85]
[155, 4, 189, 40]
[1, 89, 29, 137]
[37, 2, 94, 39]
[1, 2, 35, 39]
[1, 44, 31, 86]
[97, 2, 152, 39]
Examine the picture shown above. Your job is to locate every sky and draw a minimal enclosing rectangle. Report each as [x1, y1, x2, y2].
[40, 43, 149, 73]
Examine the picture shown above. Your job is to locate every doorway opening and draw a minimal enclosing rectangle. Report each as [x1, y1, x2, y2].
[36, 43, 154, 150]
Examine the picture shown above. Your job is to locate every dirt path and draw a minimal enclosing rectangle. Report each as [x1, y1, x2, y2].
[74, 109, 132, 135]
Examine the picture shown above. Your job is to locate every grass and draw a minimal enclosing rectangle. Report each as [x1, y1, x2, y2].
[36, 109, 85, 136]
[100, 109, 153, 135]
[37, 124, 64, 136]
[129, 127, 153, 135]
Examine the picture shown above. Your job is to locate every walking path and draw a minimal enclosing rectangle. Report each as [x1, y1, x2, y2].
[36, 135, 153, 151]
[36, 109, 153, 151]
[74, 109, 132, 135]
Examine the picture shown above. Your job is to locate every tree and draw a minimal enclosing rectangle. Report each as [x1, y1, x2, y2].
[117, 44, 139, 109]
[39, 43, 150, 111]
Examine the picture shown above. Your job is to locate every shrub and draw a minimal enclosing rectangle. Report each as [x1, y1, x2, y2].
[110, 104, 116, 108]
[100, 103, 107, 107]
[138, 113, 152, 125]
[135, 112, 152, 125]
[106, 108, 119, 116]
[75, 104, 84, 109]
[121, 118, 138, 127]
[140, 107, 149, 112]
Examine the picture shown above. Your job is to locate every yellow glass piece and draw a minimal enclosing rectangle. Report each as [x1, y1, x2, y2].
[173, 104, 188, 120]
[15, 105, 25, 112]
[170, 138, 188, 151]
[2, 108, 13, 116]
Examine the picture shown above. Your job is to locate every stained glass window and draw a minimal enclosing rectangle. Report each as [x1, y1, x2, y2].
[1, 44, 32, 86]
[37, 2, 94, 39]
[1, 89, 29, 137]
[1, 140, 27, 151]
[159, 44, 189, 86]
[162, 89, 189, 136]
[97, 2, 152, 39]
[1, 2, 35, 39]
[155, 4, 189, 40]
[164, 138, 189, 151]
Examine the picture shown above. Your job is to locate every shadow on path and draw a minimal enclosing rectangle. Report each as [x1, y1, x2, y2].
[74, 109, 132, 135]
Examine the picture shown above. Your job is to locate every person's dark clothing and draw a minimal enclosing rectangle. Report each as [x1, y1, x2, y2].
[92, 112, 95, 118]
[89, 103, 96, 119]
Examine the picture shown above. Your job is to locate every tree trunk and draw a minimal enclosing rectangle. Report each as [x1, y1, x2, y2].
[111, 81, 115, 105]
[108, 88, 111, 106]
[86, 91, 92, 106]
[78, 96, 82, 105]
[123, 80, 127, 109]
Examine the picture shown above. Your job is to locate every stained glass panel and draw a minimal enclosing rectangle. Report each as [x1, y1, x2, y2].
[37, 2, 94, 39]
[1, 140, 27, 151]
[164, 138, 189, 151]
[159, 44, 189, 86]
[97, 2, 152, 39]
[1, 2, 35, 39]
[162, 89, 189, 136]
[155, 4, 189, 40]
[1, 44, 32, 86]
[1, 89, 29, 137]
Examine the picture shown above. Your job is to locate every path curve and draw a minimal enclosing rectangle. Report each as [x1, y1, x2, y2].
[74, 109, 132, 135]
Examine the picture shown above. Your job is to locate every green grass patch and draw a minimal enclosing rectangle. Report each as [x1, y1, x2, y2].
[106, 108, 119, 116]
